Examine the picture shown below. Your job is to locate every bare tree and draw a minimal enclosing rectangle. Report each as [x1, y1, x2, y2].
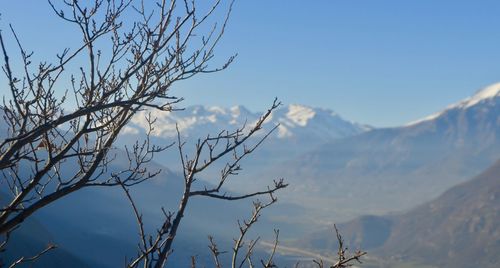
[0, 1, 364, 267]
[0, 0, 285, 266]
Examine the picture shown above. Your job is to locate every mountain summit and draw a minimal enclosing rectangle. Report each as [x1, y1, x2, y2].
[462, 82, 500, 107]
[408, 82, 500, 125]
[125, 104, 370, 142]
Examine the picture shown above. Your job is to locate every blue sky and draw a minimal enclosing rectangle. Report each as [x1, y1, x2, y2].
[1, 1, 500, 127]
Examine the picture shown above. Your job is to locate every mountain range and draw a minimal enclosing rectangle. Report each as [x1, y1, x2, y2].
[2, 82, 500, 267]
[120, 82, 500, 225]
[303, 158, 500, 268]
[117, 103, 373, 209]
[125, 103, 370, 141]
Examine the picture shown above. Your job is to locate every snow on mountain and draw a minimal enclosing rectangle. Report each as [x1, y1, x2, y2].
[460, 82, 500, 108]
[286, 104, 316, 126]
[125, 104, 369, 141]
[407, 82, 500, 126]
[267, 83, 500, 224]
[273, 105, 371, 140]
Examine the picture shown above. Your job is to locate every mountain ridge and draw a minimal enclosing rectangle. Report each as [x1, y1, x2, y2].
[262, 82, 500, 223]
[124, 103, 371, 141]
[317, 159, 500, 268]
[407, 82, 500, 126]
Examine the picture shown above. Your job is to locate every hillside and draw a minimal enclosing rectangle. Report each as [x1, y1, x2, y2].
[266, 83, 500, 223]
[378, 159, 500, 267]
[305, 159, 500, 268]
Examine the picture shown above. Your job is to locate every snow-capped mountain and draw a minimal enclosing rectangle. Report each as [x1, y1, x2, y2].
[407, 82, 500, 125]
[118, 82, 500, 227]
[118, 104, 371, 196]
[264, 82, 500, 223]
[124, 104, 370, 142]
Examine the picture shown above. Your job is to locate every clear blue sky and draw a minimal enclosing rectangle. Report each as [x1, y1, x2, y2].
[1, 1, 500, 127]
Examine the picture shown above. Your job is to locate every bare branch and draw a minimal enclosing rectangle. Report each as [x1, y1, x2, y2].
[260, 230, 279, 268]
[208, 236, 225, 268]
[8, 243, 56, 268]
[313, 224, 367, 268]
[232, 194, 277, 268]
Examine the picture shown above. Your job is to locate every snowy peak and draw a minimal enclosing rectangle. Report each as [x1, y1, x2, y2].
[459, 82, 500, 108]
[206, 106, 227, 115]
[126, 104, 369, 141]
[286, 104, 316, 126]
[407, 82, 500, 126]
[229, 105, 252, 118]
[282, 104, 343, 127]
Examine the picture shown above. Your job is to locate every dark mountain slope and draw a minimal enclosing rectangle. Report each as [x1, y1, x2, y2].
[377, 159, 500, 267]
[0, 191, 93, 268]
[306, 159, 500, 268]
